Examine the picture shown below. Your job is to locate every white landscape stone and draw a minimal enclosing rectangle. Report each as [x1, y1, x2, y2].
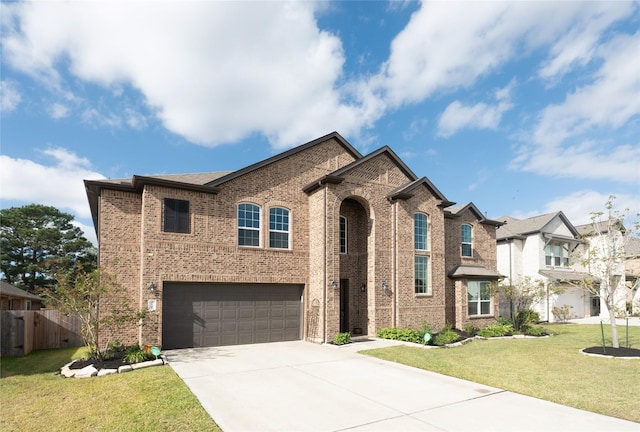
[97, 368, 118, 376]
[130, 359, 164, 370]
[74, 365, 98, 378]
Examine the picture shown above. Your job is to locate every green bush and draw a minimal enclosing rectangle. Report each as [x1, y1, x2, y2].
[124, 344, 150, 364]
[478, 322, 514, 338]
[376, 327, 423, 344]
[523, 326, 548, 337]
[515, 308, 540, 330]
[418, 322, 432, 339]
[463, 323, 479, 336]
[333, 332, 352, 345]
[433, 325, 461, 346]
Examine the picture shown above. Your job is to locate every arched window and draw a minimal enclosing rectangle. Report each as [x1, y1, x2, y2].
[414, 213, 428, 250]
[339, 216, 347, 254]
[269, 207, 290, 249]
[461, 224, 473, 257]
[238, 203, 261, 247]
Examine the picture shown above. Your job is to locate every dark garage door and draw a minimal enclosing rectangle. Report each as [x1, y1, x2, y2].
[162, 283, 303, 349]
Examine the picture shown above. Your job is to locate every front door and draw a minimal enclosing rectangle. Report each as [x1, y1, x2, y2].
[340, 279, 349, 333]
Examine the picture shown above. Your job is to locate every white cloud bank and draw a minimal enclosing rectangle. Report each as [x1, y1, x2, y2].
[0, 148, 105, 219]
[2, 0, 637, 183]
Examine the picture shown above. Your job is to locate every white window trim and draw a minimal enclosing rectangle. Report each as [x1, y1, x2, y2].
[238, 202, 261, 248]
[468, 280, 492, 316]
[461, 224, 473, 257]
[414, 254, 431, 295]
[414, 212, 429, 251]
[339, 216, 347, 254]
[269, 206, 291, 250]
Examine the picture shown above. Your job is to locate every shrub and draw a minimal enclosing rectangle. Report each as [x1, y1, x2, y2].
[515, 308, 540, 330]
[433, 324, 461, 346]
[463, 323, 479, 336]
[478, 322, 514, 338]
[523, 326, 548, 337]
[124, 344, 150, 364]
[333, 332, 351, 345]
[418, 323, 432, 339]
[376, 327, 423, 344]
[552, 304, 574, 322]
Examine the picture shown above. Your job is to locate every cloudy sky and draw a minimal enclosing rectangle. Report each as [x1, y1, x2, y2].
[1, 0, 639, 245]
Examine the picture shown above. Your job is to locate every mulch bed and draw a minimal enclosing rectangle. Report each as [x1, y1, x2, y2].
[582, 346, 640, 358]
[69, 350, 157, 370]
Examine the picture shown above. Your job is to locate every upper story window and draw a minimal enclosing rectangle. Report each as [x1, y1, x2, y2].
[414, 213, 428, 250]
[468, 281, 492, 316]
[339, 216, 347, 254]
[238, 203, 261, 247]
[545, 241, 569, 267]
[415, 255, 430, 294]
[461, 224, 473, 257]
[269, 207, 290, 249]
[163, 198, 190, 233]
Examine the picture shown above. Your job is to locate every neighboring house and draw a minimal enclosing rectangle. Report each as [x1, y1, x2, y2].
[496, 212, 591, 322]
[85, 132, 501, 350]
[0, 281, 43, 310]
[444, 203, 504, 329]
[625, 237, 640, 314]
[574, 221, 635, 317]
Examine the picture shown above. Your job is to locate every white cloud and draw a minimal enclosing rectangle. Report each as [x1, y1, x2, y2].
[513, 31, 640, 183]
[0, 148, 105, 219]
[1, 80, 21, 112]
[533, 191, 639, 226]
[1, 1, 367, 148]
[48, 102, 69, 119]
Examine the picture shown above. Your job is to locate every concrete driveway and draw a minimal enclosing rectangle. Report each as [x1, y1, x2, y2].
[165, 340, 638, 432]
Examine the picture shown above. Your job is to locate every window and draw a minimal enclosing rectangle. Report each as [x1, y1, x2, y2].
[468, 281, 492, 316]
[461, 224, 473, 257]
[545, 241, 570, 267]
[415, 255, 429, 294]
[269, 207, 290, 249]
[238, 203, 261, 247]
[414, 213, 428, 250]
[339, 216, 347, 254]
[163, 198, 190, 233]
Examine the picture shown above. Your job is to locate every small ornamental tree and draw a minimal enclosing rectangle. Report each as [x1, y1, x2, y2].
[43, 264, 147, 360]
[497, 276, 563, 330]
[572, 196, 640, 348]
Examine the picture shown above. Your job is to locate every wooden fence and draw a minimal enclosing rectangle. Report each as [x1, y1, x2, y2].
[1, 310, 84, 357]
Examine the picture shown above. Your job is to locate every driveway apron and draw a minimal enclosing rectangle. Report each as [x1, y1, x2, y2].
[165, 340, 638, 432]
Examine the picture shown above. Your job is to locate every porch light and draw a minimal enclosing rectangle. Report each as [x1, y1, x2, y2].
[331, 280, 338, 290]
[360, 283, 366, 292]
[148, 282, 156, 293]
[382, 281, 391, 294]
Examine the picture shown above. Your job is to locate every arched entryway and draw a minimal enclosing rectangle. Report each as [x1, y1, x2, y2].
[339, 198, 370, 335]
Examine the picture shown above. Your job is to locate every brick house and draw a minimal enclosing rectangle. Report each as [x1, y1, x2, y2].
[85, 132, 502, 349]
[0, 281, 43, 310]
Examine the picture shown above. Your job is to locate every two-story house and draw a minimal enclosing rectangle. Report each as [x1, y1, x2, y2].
[496, 212, 590, 322]
[85, 132, 501, 349]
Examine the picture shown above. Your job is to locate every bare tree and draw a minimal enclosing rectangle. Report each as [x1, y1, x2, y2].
[573, 196, 639, 348]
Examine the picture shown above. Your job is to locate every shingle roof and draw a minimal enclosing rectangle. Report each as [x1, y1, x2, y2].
[496, 211, 579, 241]
[447, 265, 502, 279]
[0, 281, 43, 300]
[444, 202, 504, 226]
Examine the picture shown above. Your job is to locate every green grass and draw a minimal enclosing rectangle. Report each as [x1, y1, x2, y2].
[1, 347, 220, 431]
[362, 324, 640, 423]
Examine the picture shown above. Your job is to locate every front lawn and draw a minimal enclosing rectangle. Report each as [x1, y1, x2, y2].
[362, 324, 640, 423]
[0, 347, 220, 431]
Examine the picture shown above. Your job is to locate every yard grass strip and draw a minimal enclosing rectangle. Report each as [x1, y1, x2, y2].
[361, 324, 640, 423]
[0, 347, 220, 431]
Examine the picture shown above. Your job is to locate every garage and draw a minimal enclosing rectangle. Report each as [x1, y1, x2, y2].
[162, 283, 303, 349]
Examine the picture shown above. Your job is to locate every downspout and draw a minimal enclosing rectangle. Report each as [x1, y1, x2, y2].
[509, 239, 513, 320]
[323, 186, 328, 344]
[138, 188, 146, 346]
[392, 200, 397, 327]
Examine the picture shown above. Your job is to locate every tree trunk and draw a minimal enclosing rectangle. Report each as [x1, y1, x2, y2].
[608, 306, 619, 348]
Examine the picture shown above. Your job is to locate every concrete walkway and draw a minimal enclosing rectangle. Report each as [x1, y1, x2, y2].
[165, 340, 638, 432]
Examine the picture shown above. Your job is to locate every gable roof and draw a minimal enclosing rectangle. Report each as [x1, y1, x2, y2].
[0, 281, 43, 301]
[574, 219, 626, 237]
[85, 131, 360, 231]
[208, 131, 362, 188]
[448, 264, 502, 280]
[386, 176, 455, 207]
[496, 211, 579, 241]
[444, 202, 504, 226]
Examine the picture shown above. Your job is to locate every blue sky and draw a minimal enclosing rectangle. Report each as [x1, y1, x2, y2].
[1, 0, 639, 245]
